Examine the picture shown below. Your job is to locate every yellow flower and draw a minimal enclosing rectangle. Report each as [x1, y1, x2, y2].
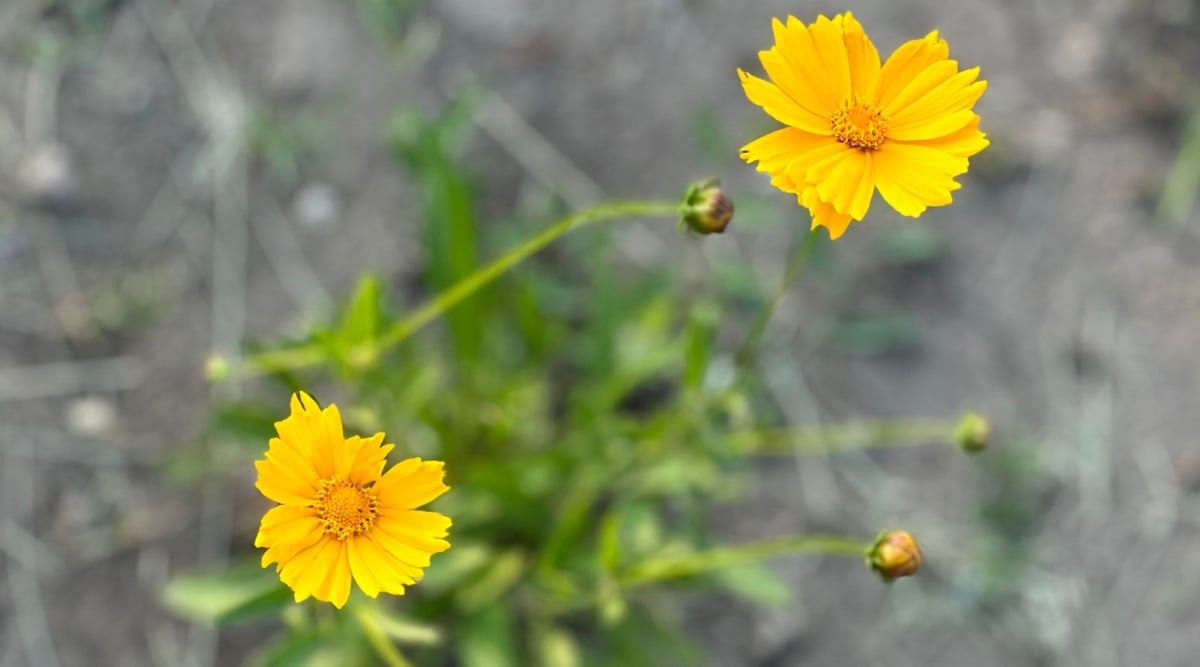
[739, 13, 988, 239]
[254, 391, 451, 608]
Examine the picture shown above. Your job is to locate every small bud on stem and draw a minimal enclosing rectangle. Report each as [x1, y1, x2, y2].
[679, 178, 734, 235]
[955, 412, 989, 452]
[866, 530, 922, 582]
[205, 353, 230, 383]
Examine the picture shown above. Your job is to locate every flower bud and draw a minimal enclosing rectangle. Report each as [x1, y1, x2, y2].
[866, 530, 922, 582]
[679, 178, 733, 235]
[955, 411, 989, 452]
[205, 353, 230, 383]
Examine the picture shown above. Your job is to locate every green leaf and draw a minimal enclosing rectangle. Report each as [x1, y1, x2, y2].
[249, 632, 354, 667]
[461, 605, 518, 667]
[355, 0, 422, 47]
[1159, 111, 1200, 228]
[455, 549, 526, 612]
[370, 610, 442, 646]
[598, 509, 622, 572]
[532, 625, 581, 667]
[338, 274, 385, 349]
[826, 313, 921, 356]
[415, 542, 491, 596]
[163, 562, 290, 626]
[389, 101, 484, 364]
[684, 302, 719, 389]
[210, 403, 280, 442]
[877, 224, 947, 266]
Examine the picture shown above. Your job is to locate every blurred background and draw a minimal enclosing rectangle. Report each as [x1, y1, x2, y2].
[3, 0, 1200, 665]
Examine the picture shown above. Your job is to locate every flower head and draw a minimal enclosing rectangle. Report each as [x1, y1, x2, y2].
[255, 391, 451, 608]
[739, 13, 988, 239]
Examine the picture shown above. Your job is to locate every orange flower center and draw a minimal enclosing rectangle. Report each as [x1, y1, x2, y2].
[314, 477, 378, 541]
[831, 95, 888, 151]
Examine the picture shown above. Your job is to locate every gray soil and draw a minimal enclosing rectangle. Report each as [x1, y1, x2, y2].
[2, 0, 1200, 665]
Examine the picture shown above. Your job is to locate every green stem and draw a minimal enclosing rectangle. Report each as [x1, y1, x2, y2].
[729, 417, 962, 456]
[734, 228, 819, 371]
[353, 606, 417, 667]
[245, 200, 678, 375]
[618, 534, 866, 589]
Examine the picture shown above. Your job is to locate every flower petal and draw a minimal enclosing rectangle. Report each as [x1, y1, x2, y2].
[874, 143, 968, 217]
[313, 541, 352, 609]
[255, 437, 321, 501]
[347, 536, 383, 598]
[279, 537, 337, 603]
[274, 392, 337, 480]
[874, 31, 950, 111]
[738, 69, 831, 136]
[740, 127, 834, 193]
[359, 535, 420, 594]
[758, 45, 836, 128]
[807, 147, 876, 220]
[373, 511, 453, 568]
[344, 433, 393, 487]
[805, 15, 852, 103]
[770, 16, 844, 113]
[839, 12, 881, 98]
[255, 458, 315, 506]
[887, 67, 987, 141]
[256, 505, 318, 546]
[900, 115, 989, 158]
[374, 458, 450, 510]
[802, 188, 854, 240]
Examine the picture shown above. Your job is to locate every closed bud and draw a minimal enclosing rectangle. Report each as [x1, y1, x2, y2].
[955, 411, 989, 452]
[866, 530, 922, 582]
[205, 353, 230, 383]
[679, 178, 733, 235]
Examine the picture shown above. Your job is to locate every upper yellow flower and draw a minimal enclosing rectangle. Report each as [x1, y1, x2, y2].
[254, 391, 451, 608]
[739, 13, 988, 239]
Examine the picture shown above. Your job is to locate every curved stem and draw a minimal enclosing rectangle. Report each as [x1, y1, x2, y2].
[729, 417, 963, 456]
[245, 200, 679, 376]
[734, 227, 819, 371]
[617, 534, 866, 589]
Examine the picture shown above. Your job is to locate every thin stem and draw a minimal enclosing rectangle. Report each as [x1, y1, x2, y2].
[244, 200, 679, 376]
[617, 534, 866, 589]
[734, 228, 820, 371]
[353, 606, 416, 667]
[377, 200, 676, 350]
[729, 417, 962, 456]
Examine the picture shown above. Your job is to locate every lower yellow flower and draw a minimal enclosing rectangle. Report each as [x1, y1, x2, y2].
[254, 391, 451, 608]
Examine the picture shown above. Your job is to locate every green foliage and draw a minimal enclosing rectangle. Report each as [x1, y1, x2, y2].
[1158, 111, 1200, 229]
[164, 562, 292, 626]
[246, 101, 337, 184]
[168, 93, 805, 665]
[166, 85, 969, 667]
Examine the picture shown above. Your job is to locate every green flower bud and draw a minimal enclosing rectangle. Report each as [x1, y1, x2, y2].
[205, 353, 230, 383]
[955, 412, 989, 452]
[679, 178, 734, 235]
